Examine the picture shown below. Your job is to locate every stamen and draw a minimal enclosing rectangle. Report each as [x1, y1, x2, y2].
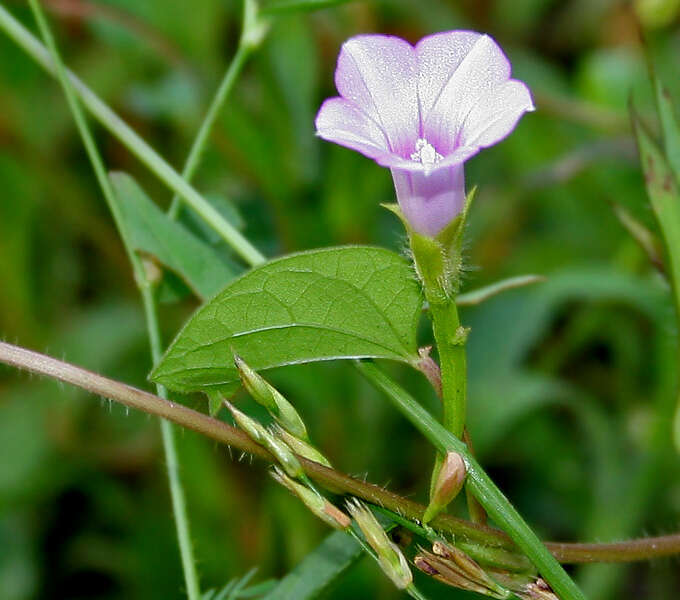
[410, 138, 443, 165]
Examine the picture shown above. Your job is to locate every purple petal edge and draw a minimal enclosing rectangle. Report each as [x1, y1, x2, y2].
[315, 29, 536, 237]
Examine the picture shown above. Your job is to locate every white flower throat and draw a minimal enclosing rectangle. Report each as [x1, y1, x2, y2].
[410, 138, 443, 165]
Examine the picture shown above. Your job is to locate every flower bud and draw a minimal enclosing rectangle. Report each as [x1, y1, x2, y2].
[423, 451, 467, 524]
[432, 541, 493, 587]
[224, 400, 268, 445]
[263, 432, 304, 479]
[234, 354, 309, 441]
[377, 548, 413, 591]
[414, 555, 496, 597]
[490, 573, 559, 600]
[520, 579, 559, 600]
[270, 468, 351, 530]
[346, 500, 413, 590]
[414, 545, 509, 599]
[224, 400, 304, 479]
[272, 425, 332, 468]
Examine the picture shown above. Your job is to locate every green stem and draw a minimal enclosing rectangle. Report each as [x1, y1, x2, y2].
[168, 41, 252, 220]
[4, 340, 680, 566]
[372, 506, 532, 573]
[406, 584, 432, 600]
[354, 360, 586, 600]
[24, 3, 201, 597]
[0, 3, 264, 267]
[140, 280, 202, 600]
[428, 300, 466, 437]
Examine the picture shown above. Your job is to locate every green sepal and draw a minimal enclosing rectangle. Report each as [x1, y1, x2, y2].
[437, 186, 476, 255]
[395, 188, 476, 304]
[409, 231, 451, 303]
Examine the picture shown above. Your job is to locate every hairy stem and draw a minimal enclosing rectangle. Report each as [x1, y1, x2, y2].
[428, 301, 467, 438]
[140, 282, 201, 600]
[355, 360, 585, 600]
[2, 341, 679, 567]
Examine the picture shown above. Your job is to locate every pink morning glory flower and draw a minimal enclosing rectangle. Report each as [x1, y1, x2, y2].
[315, 32, 535, 237]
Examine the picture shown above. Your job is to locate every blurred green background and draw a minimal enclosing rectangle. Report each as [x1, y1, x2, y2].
[1, 0, 680, 598]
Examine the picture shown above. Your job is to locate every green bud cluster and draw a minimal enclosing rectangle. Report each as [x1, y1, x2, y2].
[272, 425, 332, 468]
[346, 500, 413, 590]
[414, 541, 512, 599]
[224, 400, 303, 480]
[234, 354, 308, 440]
[270, 468, 350, 530]
[423, 451, 467, 524]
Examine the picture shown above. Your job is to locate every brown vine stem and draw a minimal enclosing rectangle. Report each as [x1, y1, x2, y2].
[1, 340, 678, 564]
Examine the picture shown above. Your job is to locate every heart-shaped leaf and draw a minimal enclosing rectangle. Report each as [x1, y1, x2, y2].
[151, 246, 422, 394]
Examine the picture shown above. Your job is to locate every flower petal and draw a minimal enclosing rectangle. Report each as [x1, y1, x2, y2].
[335, 35, 419, 158]
[417, 33, 512, 154]
[315, 97, 392, 162]
[416, 30, 483, 120]
[459, 79, 535, 148]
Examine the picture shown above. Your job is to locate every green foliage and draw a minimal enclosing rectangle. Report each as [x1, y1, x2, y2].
[654, 77, 680, 184]
[2, 0, 680, 599]
[456, 274, 546, 306]
[203, 569, 276, 600]
[631, 100, 680, 321]
[260, 0, 353, 15]
[110, 171, 237, 299]
[261, 531, 362, 600]
[152, 247, 422, 395]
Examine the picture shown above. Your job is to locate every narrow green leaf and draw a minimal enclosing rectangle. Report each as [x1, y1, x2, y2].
[456, 275, 546, 307]
[235, 580, 277, 598]
[151, 246, 422, 394]
[631, 106, 680, 318]
[110, 172, 236, 299]
[654, 77, 680, 181]
[261, 531, 362, 600]
[610, 201, 665, 272]
[260, 0, 352, 15]
[202, 570, 277, 600]
[225, 568, 258, 600]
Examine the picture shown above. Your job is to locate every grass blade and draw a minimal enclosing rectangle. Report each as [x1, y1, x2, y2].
[261, 531, 362, 600]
